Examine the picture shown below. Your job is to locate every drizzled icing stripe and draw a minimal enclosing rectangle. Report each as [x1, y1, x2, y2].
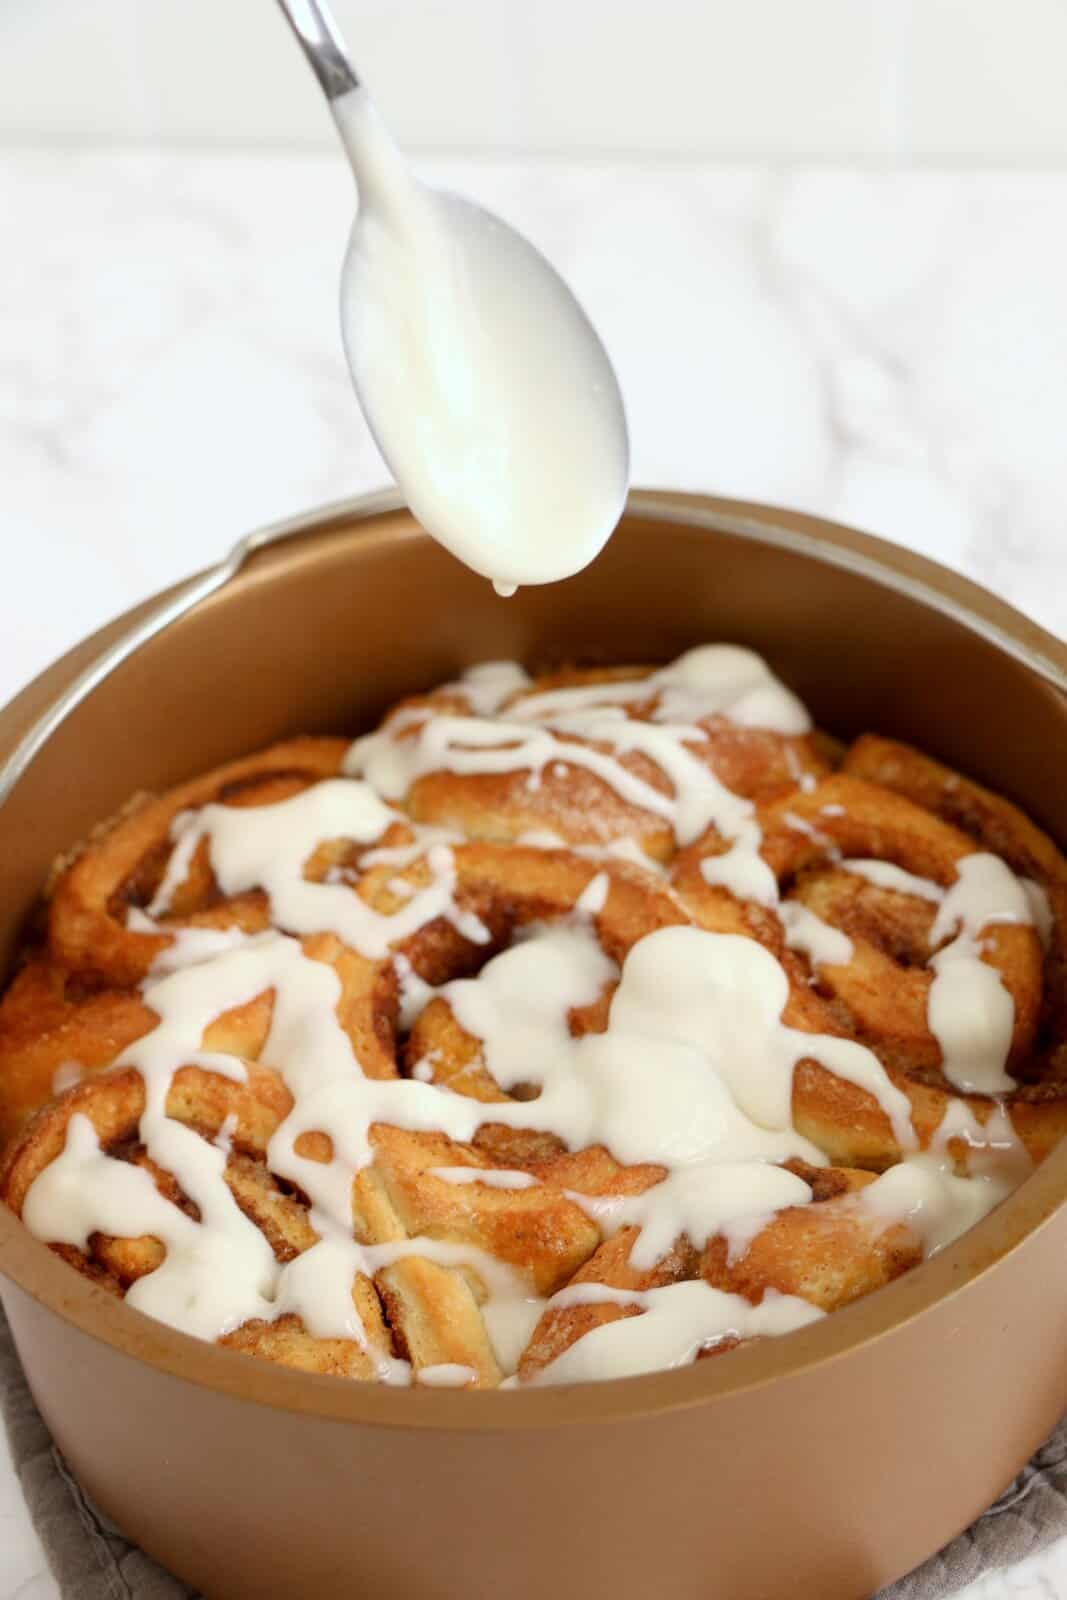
[843, 854, 1036, 1094]
[148, 783, 491, 958]
[528, 1282, 826, 1385]
[841, 859, 944, 902]
[858, 1098, 1031, 1256]
[704, 830, 1036, 1097]
[346, 645, 809, 850]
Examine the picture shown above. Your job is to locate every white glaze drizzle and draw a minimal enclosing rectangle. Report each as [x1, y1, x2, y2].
[22, 916, 909, 1379]
[213, 1111, 238, 1156]
[857, 1096, 1031, 1255]
[927, 855, 1034, 1094]
[50, 1060, 84, 1095]
[347, 646, 808, 858]
[777, 902, 854, 969]
[147, 782, 491, 960]
[19, 649, 1045, 1388]
[430, 1167, 539, 1190]
[835, 855, 1035, 1095]
[458, 661, 532, 715]
[841, 859, 944, 903]
[509, 646, 810, 735]
[1021, 878, 1054, 949]
[529, 1282, 824, 1385]
[515, 829, 668, 876]
[417, 1363, 479, 1387]
[857, 1154, 1013, 1255]
[566, 1163, 813, 1272]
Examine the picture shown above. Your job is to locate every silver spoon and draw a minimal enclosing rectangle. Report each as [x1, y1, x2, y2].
[274, 0, 630, 594]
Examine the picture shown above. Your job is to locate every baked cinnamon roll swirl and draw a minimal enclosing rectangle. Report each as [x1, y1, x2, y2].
[48, 738, 349, 988]
[1, 646, 1061, 1388]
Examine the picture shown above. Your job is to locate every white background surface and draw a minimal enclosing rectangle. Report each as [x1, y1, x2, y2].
[7, 0, 1067, 160]
[2, 4, 1067, 1596]
[3, 151, 1067, 704]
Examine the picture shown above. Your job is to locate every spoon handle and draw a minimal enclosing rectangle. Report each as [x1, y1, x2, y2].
[275, 0, 359, 101]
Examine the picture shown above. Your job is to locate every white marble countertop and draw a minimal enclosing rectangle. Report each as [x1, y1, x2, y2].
[1, 146, 1065, 1598]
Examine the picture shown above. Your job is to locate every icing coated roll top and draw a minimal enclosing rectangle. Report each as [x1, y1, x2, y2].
[47, 738, 351, 987]
[672, 761, 1066, 1169]
[346, 648, 832, 861]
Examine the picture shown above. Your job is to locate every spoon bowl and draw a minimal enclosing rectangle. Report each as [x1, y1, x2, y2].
[276, 0, 630, 594]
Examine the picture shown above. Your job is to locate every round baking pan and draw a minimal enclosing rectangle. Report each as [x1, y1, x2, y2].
[0, 490, 1064, 1600]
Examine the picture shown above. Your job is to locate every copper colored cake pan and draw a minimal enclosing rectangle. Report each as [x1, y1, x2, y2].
[1, 490, 1065, 1600]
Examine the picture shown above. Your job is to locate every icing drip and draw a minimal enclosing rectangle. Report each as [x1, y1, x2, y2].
[568, 1164, 813, 1271]
[700, 820, 779, 906]
[777, 902, 854, 969]
[529, 1282, 824, 1385]
[431, 1167, 540, 1190]
[829, 855, 1035, 1094]
[350, 705, 749, 848]
[459, 661, 532, 714]
[418, 1363, 479, 1387]
[1022, 878, 1054, 948]
[509, 646, 810, 735]
[841, 859, 944, 902]
[927, 855, 1033, 1094]
[858, 1100, 1031, 1256]
[50, 1060, 84, 1095]
[147, 782, 491, 960]
[515, 829, 668, 876]
[346, 646, 808, 853]
[600, 928, 914, 1151]
[26, 1112, 279, 1344]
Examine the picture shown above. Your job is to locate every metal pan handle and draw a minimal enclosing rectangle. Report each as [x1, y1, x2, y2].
[0, 490, 403, 813]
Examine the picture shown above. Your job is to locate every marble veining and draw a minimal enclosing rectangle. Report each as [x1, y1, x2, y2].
[0, 146, 1065, 1597]
[2, 153, 1066, 704]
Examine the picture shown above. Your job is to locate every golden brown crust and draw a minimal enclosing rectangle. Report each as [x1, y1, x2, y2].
[220, 1309, 391, 1382]
[362, 1127, 599, 1296]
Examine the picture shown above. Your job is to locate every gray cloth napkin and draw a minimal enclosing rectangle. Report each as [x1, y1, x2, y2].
[2, 1303, 1063, 1599]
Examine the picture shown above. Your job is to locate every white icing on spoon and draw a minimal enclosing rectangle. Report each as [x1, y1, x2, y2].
[333, 89, 629, 594]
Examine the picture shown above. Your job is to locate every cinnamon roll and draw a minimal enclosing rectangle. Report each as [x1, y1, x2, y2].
[1, 646, 1061, 1387]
